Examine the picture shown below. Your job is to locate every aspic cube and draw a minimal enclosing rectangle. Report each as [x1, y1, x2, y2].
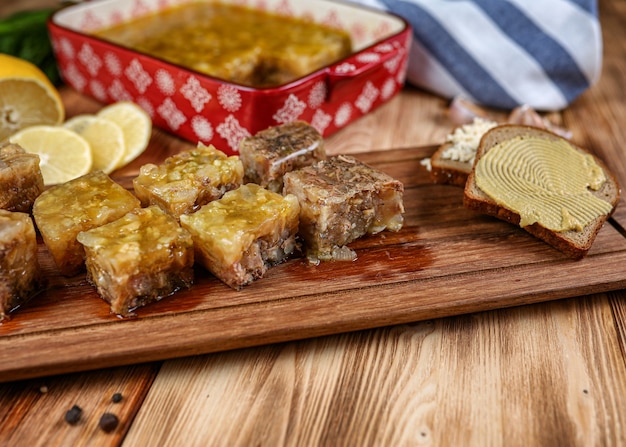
[239, 121, 325, 193]
[133, 144, 243, 218]
[77, 205, 194, 316]
[283, 155, 404, 262]
[0, 142, 44, 213]
[32, 171, 141, 276]
[180, 183, 300, 289]
[0, 210, 43, 320]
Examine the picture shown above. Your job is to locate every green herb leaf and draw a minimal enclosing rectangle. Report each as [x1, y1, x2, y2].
[0, 8, 61, 85]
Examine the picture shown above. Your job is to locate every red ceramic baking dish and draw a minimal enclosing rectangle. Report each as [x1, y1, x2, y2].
[48, 0, 411, 155]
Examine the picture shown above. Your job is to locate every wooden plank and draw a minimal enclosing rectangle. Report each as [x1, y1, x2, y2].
[122, 296, 626, 446]
[1, 2, 626, 446]
[2, 146, 626, 382]
[564, 0, 626, 370]
[0, 363, 159, 446]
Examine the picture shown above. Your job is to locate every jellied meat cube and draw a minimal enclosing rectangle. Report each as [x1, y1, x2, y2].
[283, 155, 404, 262]
[133, 144, 243, 218]
[0, 210, 43, 320]
[180, 183, 300, 289]
[0, 142, 44, 213]
[77, 205, 195, 317]
[32, 171, 141, 276]
[239, 121, 326, 193]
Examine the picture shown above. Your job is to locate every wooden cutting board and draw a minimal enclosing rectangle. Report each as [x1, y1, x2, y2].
[2, 143, 626, 383]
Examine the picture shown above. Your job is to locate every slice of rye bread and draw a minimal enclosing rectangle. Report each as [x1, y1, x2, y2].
[463, 124, 621, 259]
[430, 118, 498, 187]
[430, 141, 473, 187]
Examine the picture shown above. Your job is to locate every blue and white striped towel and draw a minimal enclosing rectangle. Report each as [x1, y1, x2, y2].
[348, 0, 602, 111]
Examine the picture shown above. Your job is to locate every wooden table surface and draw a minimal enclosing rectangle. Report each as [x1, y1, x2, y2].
[2, 0, 626, 445]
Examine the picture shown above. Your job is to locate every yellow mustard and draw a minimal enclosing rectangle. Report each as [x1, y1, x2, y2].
[474, 135, 612, 232]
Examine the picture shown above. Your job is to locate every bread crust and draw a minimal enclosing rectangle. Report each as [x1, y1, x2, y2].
[463, 124, 621, 259]
[429, 142, 472, 187]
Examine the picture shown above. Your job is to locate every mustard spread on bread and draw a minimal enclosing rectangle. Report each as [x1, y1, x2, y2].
[474, 135, 613, 232]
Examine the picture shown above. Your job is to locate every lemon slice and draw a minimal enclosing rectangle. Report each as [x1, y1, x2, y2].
[64, 114, 126, 174]
[97, 101, 152, 167]
[0, 54, 64, 141]
[9, 125, 92, 185]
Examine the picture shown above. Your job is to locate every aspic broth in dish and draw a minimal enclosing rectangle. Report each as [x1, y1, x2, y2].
[49, 0, 411, 152]
[94, 2, 353, 87]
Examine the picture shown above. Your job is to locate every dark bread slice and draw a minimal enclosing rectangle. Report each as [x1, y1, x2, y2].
[429, 142, 473, 187]
[430, 119, 498, 187]
[463, 124, 621, 259]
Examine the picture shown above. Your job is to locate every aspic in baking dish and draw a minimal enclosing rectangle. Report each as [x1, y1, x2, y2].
[48, 0, 411, 155]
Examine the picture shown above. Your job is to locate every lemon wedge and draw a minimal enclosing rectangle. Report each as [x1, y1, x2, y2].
[97, 101, 152, 167]
[64, 114, 126, 174]
[0, 54, 64, 141]
[9, 125, 92, 185]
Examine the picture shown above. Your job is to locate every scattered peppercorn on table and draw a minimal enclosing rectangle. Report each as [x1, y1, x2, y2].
[1, 0, 626, 445]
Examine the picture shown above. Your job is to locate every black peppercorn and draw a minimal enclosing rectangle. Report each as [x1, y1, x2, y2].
[99, 412, 119, 433]
[111, 392, 123, 403]
[64, 405, 82, 425]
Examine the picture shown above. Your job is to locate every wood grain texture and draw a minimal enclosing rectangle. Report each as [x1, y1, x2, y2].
[3, 146, 626, 382]
[565, 0, 626, 408]
[1, 0, 626, 445]
[0, 363, 160, 446]
[124, 297, 626, 447]
[123, 0, 626, 443]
